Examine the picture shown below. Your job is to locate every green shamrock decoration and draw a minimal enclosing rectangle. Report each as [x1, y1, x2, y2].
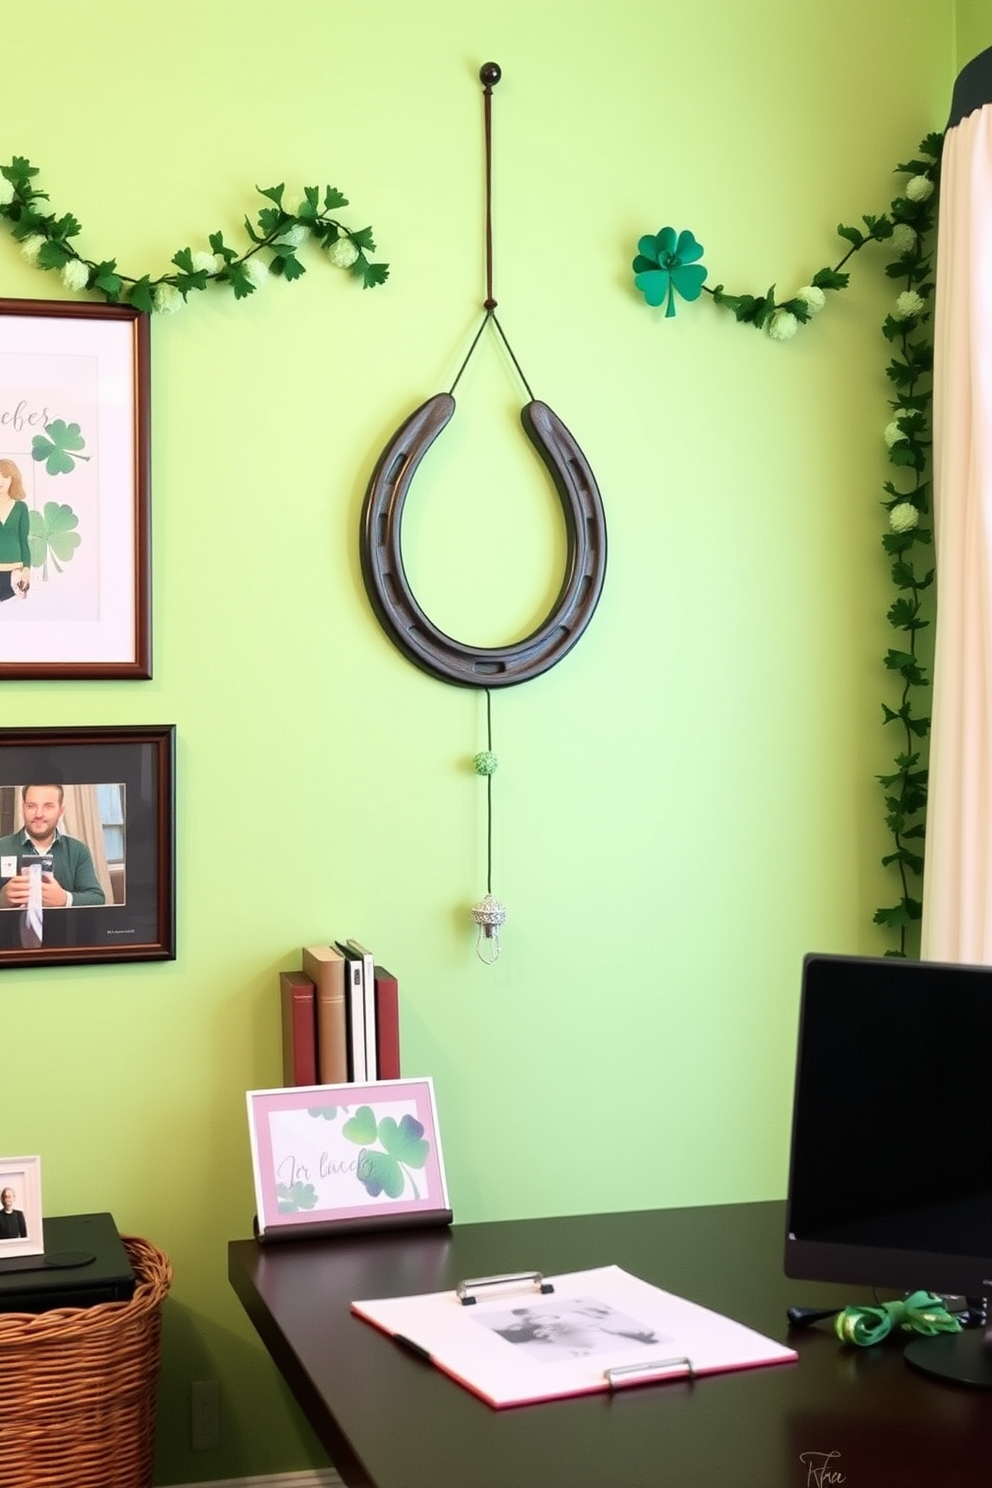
[307, 1105, 342, 1121]
[28, 501, 81, 580]
[277, 1180, 318, 1213]
[342, 1108, 429, 1201]
[632, 227, 707, 317]
[31, 418, 90, 475]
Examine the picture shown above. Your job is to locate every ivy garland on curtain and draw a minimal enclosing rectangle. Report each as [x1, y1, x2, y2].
[633, 132, 943, 956]
[871, 137, 942, 957]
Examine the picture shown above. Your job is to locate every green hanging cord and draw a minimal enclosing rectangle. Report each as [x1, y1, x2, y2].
[835, 1291, 962, 1347]
[471, 689, 506, 962]
[473, 690, 498, 892]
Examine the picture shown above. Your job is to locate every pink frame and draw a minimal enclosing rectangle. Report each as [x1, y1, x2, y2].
[247, 1079, 449, 1236]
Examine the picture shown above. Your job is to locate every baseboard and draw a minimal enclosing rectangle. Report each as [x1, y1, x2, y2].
[170, 1470, 343, 1488]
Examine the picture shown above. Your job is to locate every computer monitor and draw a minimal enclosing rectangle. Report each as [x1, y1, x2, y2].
[784, 952, 992, 1387]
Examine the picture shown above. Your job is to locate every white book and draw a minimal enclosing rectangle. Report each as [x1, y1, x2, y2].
[334, 941, 367, 1082]
[346, 939, 377, 1081]
[352, 1264, 796, 1409]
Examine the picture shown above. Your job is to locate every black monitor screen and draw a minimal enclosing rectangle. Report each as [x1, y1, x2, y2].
[785, 953, 992, 1297]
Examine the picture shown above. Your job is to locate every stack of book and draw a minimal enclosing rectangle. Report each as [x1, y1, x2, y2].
[279, 940, 401, 1087]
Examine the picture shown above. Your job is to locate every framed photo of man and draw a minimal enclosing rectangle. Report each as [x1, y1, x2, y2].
[0, 725, 175, 968]
[0, 297, 151, 680]
[0, 1155, 43, 1260]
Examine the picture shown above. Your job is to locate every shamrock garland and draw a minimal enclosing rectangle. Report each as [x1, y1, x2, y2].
[632, 133, 943, 955]
[0, 156, 388, 311]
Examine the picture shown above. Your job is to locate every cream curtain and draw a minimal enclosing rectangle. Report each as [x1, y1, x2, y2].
[60, 785, 113, 902]
[921, 50, 992, 962]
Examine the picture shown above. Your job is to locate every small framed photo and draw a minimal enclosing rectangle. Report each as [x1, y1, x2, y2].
[0, 725, 175, 968]
[247, 1079, 451, 1240]
[0, 297, 151, 680]
[0, 1155, 43, 1259]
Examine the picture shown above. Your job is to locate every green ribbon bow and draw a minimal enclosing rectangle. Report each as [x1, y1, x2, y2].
[835, 1291, 962, 1347]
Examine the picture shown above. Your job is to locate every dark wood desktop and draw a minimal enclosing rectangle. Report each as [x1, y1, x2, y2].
[228, 1201, 991, 1488]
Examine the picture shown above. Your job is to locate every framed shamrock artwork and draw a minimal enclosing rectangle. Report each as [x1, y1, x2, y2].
[247, 1079, 452, 1240]
[0, 298, 150, 679]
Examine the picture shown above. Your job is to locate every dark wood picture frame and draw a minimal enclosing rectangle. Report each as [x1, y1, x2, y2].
[0, 725, 175, 968]
[0, 298, 151, 679]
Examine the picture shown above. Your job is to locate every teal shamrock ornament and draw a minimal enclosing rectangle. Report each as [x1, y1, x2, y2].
[632, 228, 707, 317]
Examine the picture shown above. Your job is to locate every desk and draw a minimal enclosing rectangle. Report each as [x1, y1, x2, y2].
[229, 1201, 990, 1488]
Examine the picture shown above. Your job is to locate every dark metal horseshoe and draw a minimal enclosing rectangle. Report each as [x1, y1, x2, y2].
[359, 393, 607, 688]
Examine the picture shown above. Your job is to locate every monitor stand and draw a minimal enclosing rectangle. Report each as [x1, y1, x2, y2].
[904, 1316, 992, 1388]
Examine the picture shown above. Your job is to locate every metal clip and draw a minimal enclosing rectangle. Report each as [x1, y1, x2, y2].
[456, 1270, 555, 1305]
[605, 1356, 694, 1389]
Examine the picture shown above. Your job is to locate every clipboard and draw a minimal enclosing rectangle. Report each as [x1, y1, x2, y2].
[352, 1263, 797, 1408]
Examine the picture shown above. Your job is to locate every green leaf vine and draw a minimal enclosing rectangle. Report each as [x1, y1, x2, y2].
[633, 132, 943, 954]
[871, 140, 941, 956]
[0, 157, 388, 310]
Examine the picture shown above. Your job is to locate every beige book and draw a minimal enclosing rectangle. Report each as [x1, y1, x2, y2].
[302, 944, 348, 1084]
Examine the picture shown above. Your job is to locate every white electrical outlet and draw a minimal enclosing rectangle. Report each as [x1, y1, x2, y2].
[190, 1378, 221, 1451]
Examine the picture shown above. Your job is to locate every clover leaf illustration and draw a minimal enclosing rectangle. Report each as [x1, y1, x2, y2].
[28, 501, 81, 579]
[341, 1105, 378, 1144]
[379, 1114, 429, 1169]
[31, 418, 91, 475]
[355, 1149, 407, 1199]
[342, 1106, 430, 1201]
[632, 227, 707, 317]
[276, 1179, 318, 1213]
[307, 1105, 343, 1121]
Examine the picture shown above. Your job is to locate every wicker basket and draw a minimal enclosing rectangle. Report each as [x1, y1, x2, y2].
[0, 1234, 172, 1488]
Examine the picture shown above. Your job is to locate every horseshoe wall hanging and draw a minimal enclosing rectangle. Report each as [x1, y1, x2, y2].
[359, 63, 607, 690]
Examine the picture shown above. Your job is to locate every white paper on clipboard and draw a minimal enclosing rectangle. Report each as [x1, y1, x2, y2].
[352, 1263, 797, 1408]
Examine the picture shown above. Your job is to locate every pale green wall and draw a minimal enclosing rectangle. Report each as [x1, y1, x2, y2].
[957, 0, 992, 67]
[0, 2, 959, 1481]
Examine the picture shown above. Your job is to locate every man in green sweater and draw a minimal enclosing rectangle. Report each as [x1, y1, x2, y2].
[0, 784, 106, 909]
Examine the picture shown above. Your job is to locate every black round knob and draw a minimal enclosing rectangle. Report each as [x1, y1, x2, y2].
[480, 62, 502, 88]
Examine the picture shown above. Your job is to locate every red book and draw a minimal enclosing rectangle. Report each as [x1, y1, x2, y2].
[374, 964, 401, 1079]
[279, 970, 317, 1086]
